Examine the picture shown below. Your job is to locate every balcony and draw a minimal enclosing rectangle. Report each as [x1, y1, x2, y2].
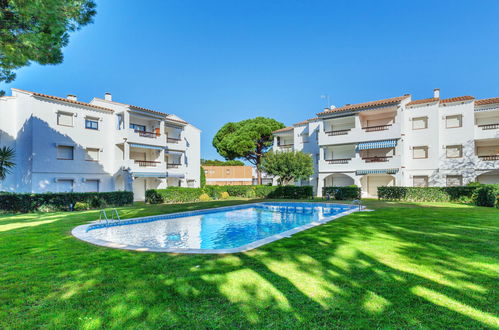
[167, 163, 182, 169]
[478, 155, 499, 161]
[362, 156, 392, 163]
[319, 155, 401, 173]
[319, 120, 400, 146]
[135, 129, 160, 138]
[362, 124, 392, 132]
[134, 160, 161, 167]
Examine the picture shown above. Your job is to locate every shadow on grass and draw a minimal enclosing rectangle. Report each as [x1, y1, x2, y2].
[0, 200, 497, 328]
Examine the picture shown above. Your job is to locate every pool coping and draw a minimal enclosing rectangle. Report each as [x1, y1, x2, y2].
[71, 202, 364, 254]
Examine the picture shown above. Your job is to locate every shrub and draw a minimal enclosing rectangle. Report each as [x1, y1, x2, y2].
[377, 185, 499, 207]
[0, 191, 133, 213]
[145, 190, 164, 204]
[199, 193, 211, 201]
[200, 166, 206, 188]
[90, 196, 107, 209]
[37, 204, 58, 213]
[145, 187, 203, 204]
[74, 202, 90, 211]
[473, 185, 499, 207]
[323, 186, 361, 200]
[220, 191, 230, 199]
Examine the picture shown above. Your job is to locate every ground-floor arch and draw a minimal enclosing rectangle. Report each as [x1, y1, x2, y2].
[323, 173, 355, 187]
[476, 169, 499, 184]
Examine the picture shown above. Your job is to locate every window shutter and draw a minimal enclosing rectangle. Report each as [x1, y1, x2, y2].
[57, 146, 74, 160]
[57, 112, 73, 126]
[413, 176, 428, 187]
[413, 147, 428, 159]
[85, 148, 100, 161]
[446, 145, 462, 158]
[446, 175, 462, 187]
[446, 115, 462, 128]
[412, 117, 427, 130]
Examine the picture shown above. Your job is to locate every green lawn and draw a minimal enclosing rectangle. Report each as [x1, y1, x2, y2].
[0, 199, 498, 329]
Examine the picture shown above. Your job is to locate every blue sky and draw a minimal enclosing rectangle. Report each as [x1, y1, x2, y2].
[3, 0, 499, 160]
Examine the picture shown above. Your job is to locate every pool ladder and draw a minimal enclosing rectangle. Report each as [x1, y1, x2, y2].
[99, 208, 121, 225]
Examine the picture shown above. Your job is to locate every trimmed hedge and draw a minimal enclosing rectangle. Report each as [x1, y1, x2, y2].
[0, 191, 134, 213]
[323, 186, 361, 200]
[145, 185, 313, 204]
[378, 185, 499, 207]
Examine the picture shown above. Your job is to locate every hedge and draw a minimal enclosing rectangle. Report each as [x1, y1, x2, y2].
[0, 191, 134, 213]
[323, 186, 361, 200]
[378, 185, 499, 207]
[145, 185, 313, 204]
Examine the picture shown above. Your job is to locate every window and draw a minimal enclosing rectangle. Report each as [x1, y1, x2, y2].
[85, 148, 100, 161]
[446, 175, 463, 187]
[85, 118, 99, 130]
[446, 115, 462, 128]
[413, 146, 428, 159]
[412, 117, 428, 130]
[315, 153, 319, 165]
[130, 123, 146, 131]
[446, 145, 463, 158]
[57, 179, 74, 192]
[226, 169, 231, 175]
[57, 112, 73, 127]
[83, 179, 99, 192]
[57, 145, 74, 160]
[413, 176, 429, 187]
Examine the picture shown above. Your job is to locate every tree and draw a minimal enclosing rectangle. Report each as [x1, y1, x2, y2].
[0, 0, 97, 95]
[200, 166, 206, 188]
[261, 151, 313, 186]
[0, 146, 15, 181]
[201, 159, 245, 166]
[212, 117, 285, 184]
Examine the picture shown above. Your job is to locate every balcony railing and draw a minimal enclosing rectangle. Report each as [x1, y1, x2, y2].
[362, 124, 392, 132]
[478, 123, 499, 130]
[167, 163, 182, 169]
[278, 144, 294, 148]
[362, 156, 392, 163]
[325, 158, 351, 164]
[135, 130, 159, 138]
[167, 137, 182, 144]
[134, 160, 161, 167]
[478, 155, 499, 161]
[325, 129, 351, 136]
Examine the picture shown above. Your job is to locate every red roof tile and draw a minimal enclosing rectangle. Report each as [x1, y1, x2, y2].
[317, 95, 409, 116]
[406, 98, 439, 106]
[440, 96, 474, 104]
[12, 88, 114, 112]
[475, 97, 499, 106]
[293, 117, 318, 126]
[273, 126, 293, 133]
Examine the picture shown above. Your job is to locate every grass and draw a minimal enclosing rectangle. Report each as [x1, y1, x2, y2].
[0, 199, 498, 328]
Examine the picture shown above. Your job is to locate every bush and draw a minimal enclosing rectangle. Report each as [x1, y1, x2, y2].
[473, 185, 499, 207]
[199, 193, 211, 201]
[74, 202, 90, 211]
[220, 191, 230, 199]
[0, 191, 133, 213]
[145, 185, 313, 204]
[145, 187, 203, 204]
[323, 186, 361, 200]
[378, 185, 499, 207]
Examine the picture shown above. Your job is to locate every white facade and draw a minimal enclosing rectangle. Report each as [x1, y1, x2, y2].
[0, 88, 201, 200]
[273, 90, 499, 197]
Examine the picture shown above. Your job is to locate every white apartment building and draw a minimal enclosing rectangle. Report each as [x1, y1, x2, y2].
[273, 89, 499, 197]
[0, 88, 201, 200]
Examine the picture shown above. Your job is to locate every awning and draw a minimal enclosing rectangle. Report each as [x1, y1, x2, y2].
[133, 172, 167, 178]
[167, 172, 185, 178]
[356, 169, 398, 175]
[129, 143, 163, 151]
[165, 149, 184, 155]
[357, 139, 397, 150]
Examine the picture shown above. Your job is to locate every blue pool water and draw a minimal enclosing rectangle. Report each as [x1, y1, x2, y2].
[85, 203, 356, 251]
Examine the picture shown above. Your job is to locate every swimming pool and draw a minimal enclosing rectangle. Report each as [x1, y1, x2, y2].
[72, 202, 359, 254]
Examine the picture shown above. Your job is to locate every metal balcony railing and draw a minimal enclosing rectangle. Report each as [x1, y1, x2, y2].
[134, 160, 161, 167]
[478, 123, 499, 130]
[135, 130, 159, 138]
[325, 158, 351, 164]
[325, 129, 351, 136]
[167, 163, 182, 169]
[478, 155, 499, 161]
[167, 137, 182, 144]
[362, 124, 392, 132]
[362, 156, 392, 163]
